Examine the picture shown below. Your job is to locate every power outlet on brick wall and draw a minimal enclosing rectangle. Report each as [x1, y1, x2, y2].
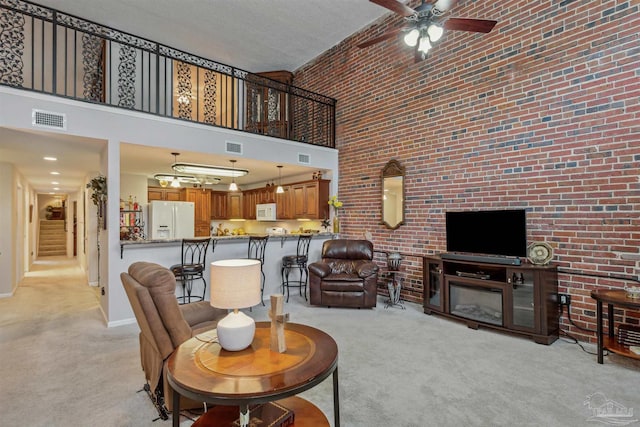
[558, 293, 571, 306]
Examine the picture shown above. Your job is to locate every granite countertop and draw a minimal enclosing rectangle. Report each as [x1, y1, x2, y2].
[120, 232, 335, 245]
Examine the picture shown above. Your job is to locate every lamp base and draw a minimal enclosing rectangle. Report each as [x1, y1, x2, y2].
[217, 311, 255, 351]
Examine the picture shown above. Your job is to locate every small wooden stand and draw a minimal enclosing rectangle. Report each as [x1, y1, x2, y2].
[269, 294, 290, 353]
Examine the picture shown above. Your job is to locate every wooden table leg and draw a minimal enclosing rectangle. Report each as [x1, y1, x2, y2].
[333, 367, 340, 427]
[172, 389, 180, 427]
[596, 300, 603, 364]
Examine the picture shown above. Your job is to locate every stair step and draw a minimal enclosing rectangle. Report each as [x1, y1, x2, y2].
[38, 220, 66, 256]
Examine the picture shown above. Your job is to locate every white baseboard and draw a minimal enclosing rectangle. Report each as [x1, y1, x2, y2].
[0, 291, 15, 299]
[108, 317, 137, 328]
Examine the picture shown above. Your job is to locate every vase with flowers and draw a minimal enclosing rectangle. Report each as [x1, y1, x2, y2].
[328, 195, 343, 234]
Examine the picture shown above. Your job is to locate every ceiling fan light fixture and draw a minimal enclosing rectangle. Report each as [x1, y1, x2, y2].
[404, 29, 419, 47]
[427, 24, 443, 42]
[418, 36, 432, 54]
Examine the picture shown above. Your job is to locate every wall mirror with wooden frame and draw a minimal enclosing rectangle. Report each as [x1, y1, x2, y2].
[382, 159, 405, 230]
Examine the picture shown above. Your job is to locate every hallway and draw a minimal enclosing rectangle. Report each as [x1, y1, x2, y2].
[0, 256, 167, 426]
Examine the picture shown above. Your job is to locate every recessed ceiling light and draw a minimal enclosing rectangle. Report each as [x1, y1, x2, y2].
[53, 188, 60, 191]
[51, 181, 59, 185]
[50, 171, 60, 175]
[43, 156, 57, 161]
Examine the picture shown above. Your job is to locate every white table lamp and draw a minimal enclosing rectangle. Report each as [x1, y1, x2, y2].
[210, 259, 262, 351]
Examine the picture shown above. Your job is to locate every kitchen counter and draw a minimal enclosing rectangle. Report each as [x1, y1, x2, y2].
[120, 232, 335, 252]
[117, 232, 336, 302]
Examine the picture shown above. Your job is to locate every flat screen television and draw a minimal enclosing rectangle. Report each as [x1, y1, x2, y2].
[445, 209, 527, 258]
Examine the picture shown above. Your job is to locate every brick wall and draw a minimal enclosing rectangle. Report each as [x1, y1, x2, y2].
[294, 0, 640, 342]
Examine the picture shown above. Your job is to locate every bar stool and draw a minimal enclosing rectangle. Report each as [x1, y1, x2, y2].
[247, 235, 269, 305]
[281, 234, 312, 302]
[170, 237, 212, 304]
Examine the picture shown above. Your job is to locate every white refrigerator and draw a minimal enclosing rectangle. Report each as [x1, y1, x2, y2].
[148, 201, 195, 240]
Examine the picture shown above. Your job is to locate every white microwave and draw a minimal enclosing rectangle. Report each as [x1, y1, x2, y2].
[256, 203, 277, 221]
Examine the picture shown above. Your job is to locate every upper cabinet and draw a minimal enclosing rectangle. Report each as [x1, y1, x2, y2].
[182, 188, 211, 237]
[211, 191, 228, 220]
[276, 185, 292, 219]
[148, 186, 182, 201]
[227, 192, 243, 219]
[292, 179, 330, 220]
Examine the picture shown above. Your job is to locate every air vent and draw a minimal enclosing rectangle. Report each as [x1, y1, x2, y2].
[298, 153, 311, 164]
[32, 109, 66, 130]
[225, 141, 243, 155]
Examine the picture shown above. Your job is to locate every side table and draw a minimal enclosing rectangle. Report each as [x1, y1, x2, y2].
[167, 322, 340, 427]
[384, 270, 405, 309]
[590, 289, 640, 364]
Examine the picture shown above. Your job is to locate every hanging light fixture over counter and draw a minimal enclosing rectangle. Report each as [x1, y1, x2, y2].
[172, 162, 249, 177]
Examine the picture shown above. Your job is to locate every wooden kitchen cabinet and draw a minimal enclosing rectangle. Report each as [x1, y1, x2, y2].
[242, 189, 259, 220]
[227, 192, 243, 219]
[276, 185, 292, 219]
[147, 186, 182, 201]
[182, 188, 211, 237]
[210, 191, 228, 220]
[292, 179, 329, 219]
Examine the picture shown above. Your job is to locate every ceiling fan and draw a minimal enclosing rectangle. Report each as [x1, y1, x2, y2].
[359, 0, 497, 61]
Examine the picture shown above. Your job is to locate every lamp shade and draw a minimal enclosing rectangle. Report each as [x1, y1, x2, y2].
[210, 259, 262, 309]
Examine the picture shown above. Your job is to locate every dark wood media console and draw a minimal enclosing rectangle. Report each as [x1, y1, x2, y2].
[423, 255, 559, 344]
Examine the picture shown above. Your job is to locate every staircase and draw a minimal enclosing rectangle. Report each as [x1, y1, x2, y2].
[39, 220, 67, 256]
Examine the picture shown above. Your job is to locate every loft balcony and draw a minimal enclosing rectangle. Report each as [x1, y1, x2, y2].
[0, 0, 335, 148]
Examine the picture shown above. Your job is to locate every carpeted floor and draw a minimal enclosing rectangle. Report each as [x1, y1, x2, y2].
[1, 257, 639, 426]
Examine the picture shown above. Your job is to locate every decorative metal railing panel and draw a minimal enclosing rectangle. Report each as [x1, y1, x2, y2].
[0, 0, 336, 148]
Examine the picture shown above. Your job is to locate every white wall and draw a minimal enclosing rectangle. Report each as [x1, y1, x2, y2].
[0, 163, 16, 297]
[0, 86, 340, 324]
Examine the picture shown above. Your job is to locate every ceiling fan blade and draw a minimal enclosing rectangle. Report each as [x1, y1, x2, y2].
[369, 0, 416, 17]
[444, 18, 497, 33]
[357, 27, 405, 49]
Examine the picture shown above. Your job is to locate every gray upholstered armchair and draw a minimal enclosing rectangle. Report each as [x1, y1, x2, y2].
[308, 239, 379, 308]
[121, 261, 227, 417]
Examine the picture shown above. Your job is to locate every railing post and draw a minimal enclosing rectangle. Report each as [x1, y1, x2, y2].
[155, 43, 160, 114]
[231, 67, 236, 130]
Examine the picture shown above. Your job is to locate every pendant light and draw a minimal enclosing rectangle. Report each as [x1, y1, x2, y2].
[228, 159, 238, 192]
[170, 152, 181, 188]
[276, 165, 284, 194]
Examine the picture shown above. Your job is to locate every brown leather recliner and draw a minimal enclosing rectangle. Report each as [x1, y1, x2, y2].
[308, 239, 379, 308]
[121, 261, 227, 414]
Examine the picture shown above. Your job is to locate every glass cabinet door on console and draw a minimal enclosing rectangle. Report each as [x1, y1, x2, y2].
[423, 258, 444, 313]
[507, 268, 536, 331]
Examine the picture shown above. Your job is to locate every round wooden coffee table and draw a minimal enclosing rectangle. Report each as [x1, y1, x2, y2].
[167, 322, 339, 427]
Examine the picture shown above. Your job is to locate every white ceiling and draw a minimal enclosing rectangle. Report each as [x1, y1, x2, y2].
[2, 0, 396, 196]
[33, 0, 391, 72]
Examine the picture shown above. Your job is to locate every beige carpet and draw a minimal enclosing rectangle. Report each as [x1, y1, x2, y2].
[1, 257, 639, 426]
